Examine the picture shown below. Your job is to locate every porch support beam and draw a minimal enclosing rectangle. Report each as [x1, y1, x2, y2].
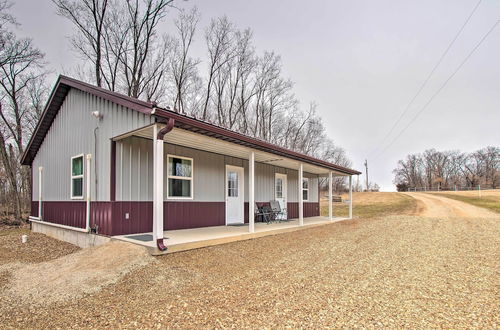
[328, 171, 333, 220]
[249, 151, 255, 233]
[298, 163, 304, 226]
[153, 124, 166, 250]
[349, 175, 353, 219]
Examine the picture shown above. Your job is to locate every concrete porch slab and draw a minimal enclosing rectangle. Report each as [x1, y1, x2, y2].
[112, 216, 349, 255]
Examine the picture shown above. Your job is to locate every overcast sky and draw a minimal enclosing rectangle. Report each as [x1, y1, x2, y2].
[10, 0, 500, 191]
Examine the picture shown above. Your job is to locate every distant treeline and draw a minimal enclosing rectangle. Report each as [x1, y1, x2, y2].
[393, 146, 499, 192]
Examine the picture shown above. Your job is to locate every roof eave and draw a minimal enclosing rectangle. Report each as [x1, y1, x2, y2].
[21, 75, 154, 166]
[152, 108, 361, 176]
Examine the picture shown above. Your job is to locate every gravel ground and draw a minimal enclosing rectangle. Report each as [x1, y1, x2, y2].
[0, 227, 79, 264]
[1, 241, 153, 308]
[1, 195, 499, 328]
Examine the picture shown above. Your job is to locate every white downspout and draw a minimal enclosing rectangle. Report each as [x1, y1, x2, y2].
[85, 154, 92, 232]
[328, 171, 333, 220]
[38, 166, 43, 220]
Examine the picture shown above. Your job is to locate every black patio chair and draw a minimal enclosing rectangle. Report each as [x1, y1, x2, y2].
[255, 203, 275, 224]
[270, 200, 288, 222]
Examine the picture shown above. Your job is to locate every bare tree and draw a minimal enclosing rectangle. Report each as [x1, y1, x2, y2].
[170, 7, 200, 113]
[55, 8, 355, 188]
[100, 2, 129, 91]
[394, 147, 499, 190]
[318, 140, 353, 192]
[0, 39, 45, 153]
[202, 16, 234, 120]
[0, 21, 46, 222]
[120, 0, 173, 100]
[53, 0, 109, 87]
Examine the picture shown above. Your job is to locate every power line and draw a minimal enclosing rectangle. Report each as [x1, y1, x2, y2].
[373, 19, 500, 160]
[367, 0, 483, 158]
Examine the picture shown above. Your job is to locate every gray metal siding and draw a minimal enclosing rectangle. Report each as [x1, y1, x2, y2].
[115, 137, 319, 203]
[304, 172, 319, 202]
[166, 143, 226, 201]
[32, 88, 153, 201]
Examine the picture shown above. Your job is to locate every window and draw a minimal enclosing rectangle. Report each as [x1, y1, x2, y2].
[276, 178, 283, 199]
[227, 171, 238, 197]
[302, 178, 309, 201]
[167, 155, 193, 199]
[71, 154, 84, 199]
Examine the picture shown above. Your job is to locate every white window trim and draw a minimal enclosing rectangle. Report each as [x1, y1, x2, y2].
[166, 154, 194, 200]
[302, 177, 309, 202]
[70, 154, 85, 200]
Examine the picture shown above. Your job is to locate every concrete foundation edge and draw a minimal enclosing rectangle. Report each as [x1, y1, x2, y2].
[31, 221, 110, 248]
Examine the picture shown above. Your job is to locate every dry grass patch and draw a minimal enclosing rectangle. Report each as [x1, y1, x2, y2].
[431, 189, 500, 199]
[321, 192, 419, 218]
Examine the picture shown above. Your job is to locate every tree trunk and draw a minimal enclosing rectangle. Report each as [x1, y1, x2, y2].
[0, 135, 21, 224]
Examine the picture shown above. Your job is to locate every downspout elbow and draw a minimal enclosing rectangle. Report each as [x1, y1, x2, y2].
[157, 239, 167, 251]
[157, 117, 175, 140]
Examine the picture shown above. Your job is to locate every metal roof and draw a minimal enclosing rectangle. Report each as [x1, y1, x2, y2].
[21, 75, 361, 176]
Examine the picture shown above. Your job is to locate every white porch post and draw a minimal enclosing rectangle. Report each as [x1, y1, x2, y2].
[38, 166, 43, 220]
[153, 124, 164, 241]
[328, 171, 333, 220]
[348, 175, 353, 219]
[249, 151, 255, 233]
[298, 163, 304, 226]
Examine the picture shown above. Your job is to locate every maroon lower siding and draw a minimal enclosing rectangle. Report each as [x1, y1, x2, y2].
[32, 200, 320, 236]
[287, 202, 320, 218]
[42, 201, 87, 229]
[164, 202, 225, 230]
[112, 202, 153, 235]
[91, 202, 114, 236]
[31, 201, 39, 218]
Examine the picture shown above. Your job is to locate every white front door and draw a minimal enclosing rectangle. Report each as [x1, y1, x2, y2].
[225, 165, 244, 224]
[275, 173, 287, 219]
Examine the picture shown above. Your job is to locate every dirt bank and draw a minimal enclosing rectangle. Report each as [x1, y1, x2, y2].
[1, 241, 153, 309]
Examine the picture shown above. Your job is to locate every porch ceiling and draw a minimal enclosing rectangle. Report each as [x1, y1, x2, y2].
[114, 124, 349, 176]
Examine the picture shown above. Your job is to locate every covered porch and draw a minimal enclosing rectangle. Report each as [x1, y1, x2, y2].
[113, 215, 349, 255]
[112, 113, 356, 251]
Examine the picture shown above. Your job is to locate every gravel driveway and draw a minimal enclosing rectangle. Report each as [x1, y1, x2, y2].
[406, 192, 498, 218]
[1, 194, 499, 328]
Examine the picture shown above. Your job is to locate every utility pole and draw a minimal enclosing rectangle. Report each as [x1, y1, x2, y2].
[364, 159, 369, 191]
